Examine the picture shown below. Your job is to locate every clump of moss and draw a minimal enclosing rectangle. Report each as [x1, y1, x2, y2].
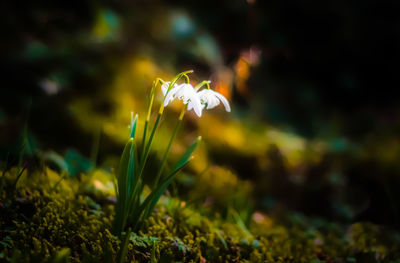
[349, 222, 400, 261]
[1, 167, 400, 262]
[0, 168, 118, 262]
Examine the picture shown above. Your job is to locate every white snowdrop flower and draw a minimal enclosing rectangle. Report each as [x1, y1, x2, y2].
[197, 89, 231, 112]
[163, 83, 203, 117]
[161, 81, 172, 95]
[162, 82, 181, 106]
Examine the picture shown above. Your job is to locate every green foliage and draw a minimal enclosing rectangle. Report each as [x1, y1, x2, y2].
[112, 72, 200, 237]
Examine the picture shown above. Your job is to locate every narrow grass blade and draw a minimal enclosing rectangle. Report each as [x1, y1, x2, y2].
[50, 171, 68, 192]
[12, 163, 28, 189]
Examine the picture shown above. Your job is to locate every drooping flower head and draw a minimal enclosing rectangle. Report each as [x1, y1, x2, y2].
[160, 73, 231, 117]
[197, 88, 231, 112]
[161, 81, 171, 96]
[161, 82, 203, 117]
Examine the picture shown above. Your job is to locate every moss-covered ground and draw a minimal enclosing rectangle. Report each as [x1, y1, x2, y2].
[1, 166, 400, 263]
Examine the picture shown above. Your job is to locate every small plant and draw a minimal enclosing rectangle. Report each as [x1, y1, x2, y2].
[112, 70, 231, 236]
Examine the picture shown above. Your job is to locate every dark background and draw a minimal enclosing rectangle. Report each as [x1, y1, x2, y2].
[1, 0, 400, 227]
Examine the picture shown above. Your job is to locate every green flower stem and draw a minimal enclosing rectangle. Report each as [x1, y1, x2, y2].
[153, 107, 186, 189]
[138, 71, 189, 178]
[137, 110, 163, 179]
[194, 80, 210, 91]
[118, 227, 131, 263]
[171, 70, 193, 87]
[182, 74, 190, 84]
[140, 80, 156, 163]
[141, 121, 148, 161]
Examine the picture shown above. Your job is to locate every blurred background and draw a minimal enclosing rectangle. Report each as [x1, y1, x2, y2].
[1, 0, 400, 228]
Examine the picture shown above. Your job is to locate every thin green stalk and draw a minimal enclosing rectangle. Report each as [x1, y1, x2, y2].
[171, 70, 193, 87]
[118, 228, 131, 263]
[141, 80, 157, 163]
[141, 120, 148, 162]
[12, 163, 27, 189]
[138, 112, 162, 178]
[195, 80, 211, 91]
[153, 107, 186, 189]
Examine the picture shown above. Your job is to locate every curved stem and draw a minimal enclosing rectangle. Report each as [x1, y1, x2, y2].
[153, 107, 186, 189]
[182, 74, 190, 84]
[195, 80, 211, 91]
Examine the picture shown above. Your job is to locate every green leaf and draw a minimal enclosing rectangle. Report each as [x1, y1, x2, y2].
[118, 139, 134, 203]
[127, 140, 136, 195]
[127, 141, 143, 216]
[138, 136, 201, 224]
[170, 136, 201, 174]
[64, 149, 92, 176]
[113, 138, 134, 235]
[43, 151, 69, 172]
[130, 113, 138, 139]
[134, 162, 188, 230]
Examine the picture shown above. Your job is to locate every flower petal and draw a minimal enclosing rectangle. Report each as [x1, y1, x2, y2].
[163, 85, 180, 106]
[213, 90, 231, 112]
[161, 81, 170, 95]
[191, 98, 203, 117]
[207, 94, 220, 109]
[185, 85, 203, 117]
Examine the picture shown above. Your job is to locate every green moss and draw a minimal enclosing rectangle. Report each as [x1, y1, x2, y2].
[0, 168, 118, 262]
[1, 167, 400, 262]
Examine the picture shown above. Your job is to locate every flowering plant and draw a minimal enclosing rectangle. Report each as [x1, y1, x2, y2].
[112, 70, 230, 237]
